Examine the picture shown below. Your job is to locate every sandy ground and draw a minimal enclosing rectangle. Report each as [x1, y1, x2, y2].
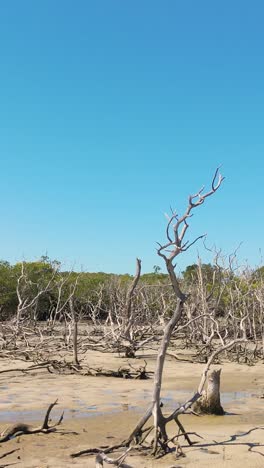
[0, 350, 263, 467]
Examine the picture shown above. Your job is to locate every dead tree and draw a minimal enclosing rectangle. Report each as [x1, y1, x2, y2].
[47, 272, 78, 329]
[15, 262, 57, 328]
[147, 168, 224, 450]
[54, 276, 80, 361]
[122, 258, 142, 335]
[91, 259, 153, 358]
[69, 296, 79, 366]
[72, 168, 249, 463]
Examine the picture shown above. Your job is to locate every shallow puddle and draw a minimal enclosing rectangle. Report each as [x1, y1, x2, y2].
[159, 389, 257, 410]
[0, 388, 259, 423]
[221, 391, 256, 403]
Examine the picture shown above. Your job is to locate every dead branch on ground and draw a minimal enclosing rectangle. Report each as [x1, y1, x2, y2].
[0, 400, 63, 443]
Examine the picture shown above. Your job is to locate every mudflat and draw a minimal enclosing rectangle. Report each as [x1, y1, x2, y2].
[0, 350, 263, 467]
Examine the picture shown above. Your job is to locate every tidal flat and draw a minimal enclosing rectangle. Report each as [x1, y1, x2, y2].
[0, 350, 263, 467]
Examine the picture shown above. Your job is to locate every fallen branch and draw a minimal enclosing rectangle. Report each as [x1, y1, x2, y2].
[0, 448, 20, 459]
[0, 360, 152, 380]
[47, 361, 152, 379]
[0, 400, 63, 442]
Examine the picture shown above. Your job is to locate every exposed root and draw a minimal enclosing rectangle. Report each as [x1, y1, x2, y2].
[70, 410, 196, 461]
[95, 447, 132, 467]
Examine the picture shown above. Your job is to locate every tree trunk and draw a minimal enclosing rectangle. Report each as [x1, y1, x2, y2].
[70, 298, 79, 367]
[193, 368, 224, 415]
[122, 258, 141, 340]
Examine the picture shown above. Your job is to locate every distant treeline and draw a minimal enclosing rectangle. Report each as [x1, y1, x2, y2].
[0, 257, 167, 320]
[0, 257, 263, 322]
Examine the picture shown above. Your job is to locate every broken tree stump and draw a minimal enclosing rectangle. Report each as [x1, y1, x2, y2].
[193, 368, 224, 415]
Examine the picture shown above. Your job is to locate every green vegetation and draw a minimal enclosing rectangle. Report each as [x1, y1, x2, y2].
[0, 257, 263, 324]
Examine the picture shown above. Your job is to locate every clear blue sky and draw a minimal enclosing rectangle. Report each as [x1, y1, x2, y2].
[1, 1, 263, 274]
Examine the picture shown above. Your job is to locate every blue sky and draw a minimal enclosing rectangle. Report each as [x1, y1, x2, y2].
[0, 1, 263, 274]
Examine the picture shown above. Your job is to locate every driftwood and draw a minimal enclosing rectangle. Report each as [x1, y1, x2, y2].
[0, 400, 63, 442]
